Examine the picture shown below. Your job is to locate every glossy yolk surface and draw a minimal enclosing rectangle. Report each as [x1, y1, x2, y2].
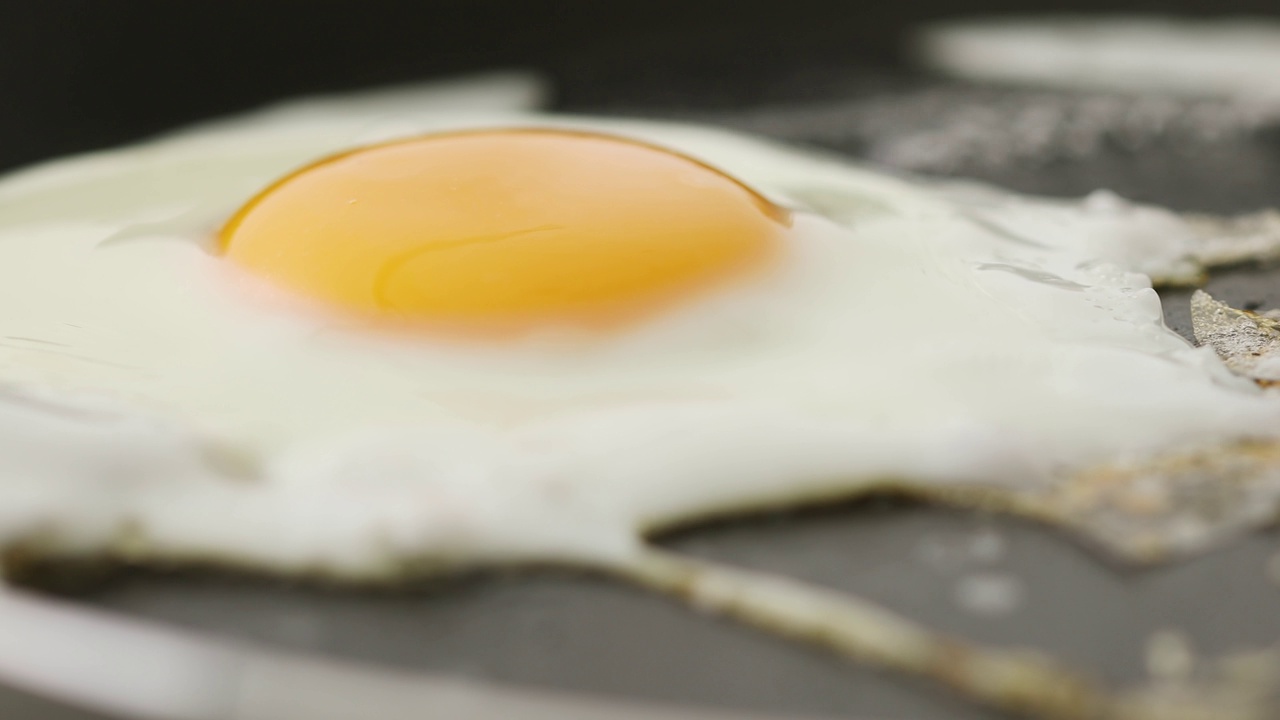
[218, 128, 790, 336]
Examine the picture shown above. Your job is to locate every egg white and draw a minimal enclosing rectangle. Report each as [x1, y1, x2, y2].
[0, 75, 1276, 578]
[916, 16, 1280, 102]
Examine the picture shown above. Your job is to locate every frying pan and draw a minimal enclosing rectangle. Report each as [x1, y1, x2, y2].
[2, 2, 1280, 718]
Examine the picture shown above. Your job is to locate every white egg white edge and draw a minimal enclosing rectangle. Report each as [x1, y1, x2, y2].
[913, 15, 1280, 102]
[0, 580, 826, 720]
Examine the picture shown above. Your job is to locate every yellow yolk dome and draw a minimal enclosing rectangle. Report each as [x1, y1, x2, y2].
[218, 128, 790, 336]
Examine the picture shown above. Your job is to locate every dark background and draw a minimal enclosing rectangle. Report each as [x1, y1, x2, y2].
[4, 0, 1280, 172]
[4, 3, 1280, 720]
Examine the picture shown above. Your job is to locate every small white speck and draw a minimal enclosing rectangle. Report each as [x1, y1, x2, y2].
[1145, 629, 1195, 681]
[967, 526, 1006, 564]
[954, 572, 1023, 616]
[917, 526, 1007, 571]
[1264, 551, 1280, 588]
[916, 534, 955, 569]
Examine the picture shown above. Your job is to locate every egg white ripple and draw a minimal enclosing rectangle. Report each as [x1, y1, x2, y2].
[0, 77, 1276, 578]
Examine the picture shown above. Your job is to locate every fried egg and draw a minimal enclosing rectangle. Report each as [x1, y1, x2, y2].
[0, 74, 1277, 580]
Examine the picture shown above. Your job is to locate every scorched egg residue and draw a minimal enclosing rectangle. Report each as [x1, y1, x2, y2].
[0, 75, 1277, 580]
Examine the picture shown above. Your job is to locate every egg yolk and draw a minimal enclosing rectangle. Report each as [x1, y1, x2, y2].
[218, 128, 789, 336]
